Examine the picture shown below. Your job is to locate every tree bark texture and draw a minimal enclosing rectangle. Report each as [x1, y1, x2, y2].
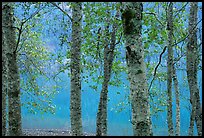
[121, 2, 152, 136]
[2, 2, 22, 136]
[167, 2, 174, 136]
[96, 13, 118, 136]
[187, 2, 202, 136]
[2, 3, 8, 135]
[172, 65, 180, 136]
[70, 2, 83, 136]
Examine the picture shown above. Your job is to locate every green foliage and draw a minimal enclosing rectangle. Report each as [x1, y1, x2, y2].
[82, 2, 125, 92]
[15, 2, 60, 115]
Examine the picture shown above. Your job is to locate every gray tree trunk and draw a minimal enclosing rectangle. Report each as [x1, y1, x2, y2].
[121, 2, 152, 136]
[2, 2, 22, 136]
[96, 12, 118, 136]
[187, 2, 202, 136]
[167, 2, 174, 136]
[172, 65, 180, 136]
[2, 3, 8, 135]
[70, 2, 83, 136]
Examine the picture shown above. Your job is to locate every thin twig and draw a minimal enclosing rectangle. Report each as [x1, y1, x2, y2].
[174, 2, 189, 18]
[144, 12, 164, 27]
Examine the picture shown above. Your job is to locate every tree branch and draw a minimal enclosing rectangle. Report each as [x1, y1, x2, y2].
[50, 2, 72, 22]
[144, 12, 164, 27]
[14, 3, 46, 54]
[148, 46, 167, 92]
[148, 19, 202, 93]
[174, 2, 189, 18]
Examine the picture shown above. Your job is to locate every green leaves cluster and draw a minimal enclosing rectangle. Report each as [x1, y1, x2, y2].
[15, 2, 59, 115]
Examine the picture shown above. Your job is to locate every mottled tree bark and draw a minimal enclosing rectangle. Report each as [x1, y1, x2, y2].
[96, 13, 118, 136]
[167, 2, 174, 136]
[2, 2, 22, 136]
[172, 65, 180, 136]
[187, 2, 202, 136]
[2, 4, 8, 135]
[70, 2, 83, 136]
[2, 39, 7, 136]
[121, 2, 152, 136]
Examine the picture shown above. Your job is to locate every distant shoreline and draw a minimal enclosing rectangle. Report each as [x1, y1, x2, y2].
[6, 129, 95, 136]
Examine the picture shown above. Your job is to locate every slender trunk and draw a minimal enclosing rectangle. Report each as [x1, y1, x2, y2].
[188, 104, 196, 136]
[2, 3, 22, 136]
[187, 2, 202, 136]
[96, 84, 108, 136]
[121, 2, 152, 136]
[70, 2, 83, 136]
[96, 24, 110, 136]
[96, 12, 118, 136]
[172, 65, 180, 136]
[167, 2, 174, 136]
[194, 88, 202, 136]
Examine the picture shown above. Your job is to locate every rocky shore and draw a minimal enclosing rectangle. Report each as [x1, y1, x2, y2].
[6, 129, 95, 136]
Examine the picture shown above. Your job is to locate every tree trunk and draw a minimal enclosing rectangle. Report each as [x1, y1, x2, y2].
[187, 2, 202, 136]
[96, 13, 118, 136]
[2, 2, 22, 136]
[2, 3, 8, 135]
[121, 2, 152, 136]
[167, 2, 174, 136]
[172, 65, 180, 136]
[70, 2, 83, 136]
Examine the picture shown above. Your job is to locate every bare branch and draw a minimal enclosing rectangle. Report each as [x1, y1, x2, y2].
[147, 19, 202, 93]
[50, 2, 72, 22]
[148, 46, 167, 92]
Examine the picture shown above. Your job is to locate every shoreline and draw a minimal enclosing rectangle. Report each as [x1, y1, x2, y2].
[6, 129, 95, 136]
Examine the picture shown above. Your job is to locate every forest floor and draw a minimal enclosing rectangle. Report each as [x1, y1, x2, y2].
[21, 129, 95, 136]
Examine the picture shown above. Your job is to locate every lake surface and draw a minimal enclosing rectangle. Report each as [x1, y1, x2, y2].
[21, 70, 202, 136]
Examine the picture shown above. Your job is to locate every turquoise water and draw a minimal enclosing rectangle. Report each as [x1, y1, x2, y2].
[21, 70, 202, 136]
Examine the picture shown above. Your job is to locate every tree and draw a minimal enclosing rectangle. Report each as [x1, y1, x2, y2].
[70, 2, 83, 136]
[173, 62, 180, 136]
[2, 3, 8, 136]
[2, 2, 22, 136]
[187, 2, 202, 136]
[121, 2, 152, 136]
[166, 2, 174, 136]
[96, 9, 119, 136]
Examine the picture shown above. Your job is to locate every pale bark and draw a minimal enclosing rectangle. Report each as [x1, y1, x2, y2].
[96, 13, 118, 136]
[167, 2, 174, 136]
[2, 2, 22, 136]
[121, 2, 152, 136]
[70, 2, 83, 136]
[187, 2, 202, 136]
[172, 65, 180, 136]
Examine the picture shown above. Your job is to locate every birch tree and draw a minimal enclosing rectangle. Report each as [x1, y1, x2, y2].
[121, 2, 152, 136]
[166, 2, 174, 136]
[70, 2, 83, 136]
[172, 65, 180, 136]
[187, 2, 202, 136]
[96, 10, 119, 136]
[2, 2, 22, 136]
